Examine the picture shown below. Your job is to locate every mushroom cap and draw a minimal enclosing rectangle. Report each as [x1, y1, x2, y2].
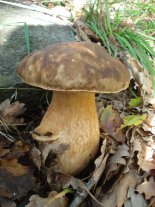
[17, 42, 130, 93]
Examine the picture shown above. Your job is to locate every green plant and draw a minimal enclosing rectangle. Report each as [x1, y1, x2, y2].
[85, 0, 155, 92]
[0, 22, 31, 54]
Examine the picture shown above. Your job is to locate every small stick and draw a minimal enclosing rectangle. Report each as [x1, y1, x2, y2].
[69, 153, 109, 207]
[0, 130, 14, 141]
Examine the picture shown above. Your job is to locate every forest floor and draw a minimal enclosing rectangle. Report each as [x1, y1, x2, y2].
[0, 1, 155, 207]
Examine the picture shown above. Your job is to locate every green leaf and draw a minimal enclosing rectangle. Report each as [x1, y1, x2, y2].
[121, 114, 146, 128]
[129, 97, 143, 108]
[45, 187, 74, 207]
[100, 105, 113, 123]
[23, 23, 31, 54]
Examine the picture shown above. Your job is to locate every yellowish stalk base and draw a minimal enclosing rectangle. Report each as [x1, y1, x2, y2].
[33, 91, 100, 175]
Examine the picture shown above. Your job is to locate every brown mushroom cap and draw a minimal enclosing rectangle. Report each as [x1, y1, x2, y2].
[17, 41, 130, 93]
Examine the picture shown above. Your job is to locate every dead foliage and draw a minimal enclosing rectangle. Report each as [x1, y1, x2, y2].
[1, 1, 155, 206]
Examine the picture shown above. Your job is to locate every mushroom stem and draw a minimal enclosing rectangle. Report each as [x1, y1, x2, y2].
[33, 91, 100, 175]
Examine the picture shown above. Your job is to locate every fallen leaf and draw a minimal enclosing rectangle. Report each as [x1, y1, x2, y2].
[38, 141, 69, 171]
[133, 138, 155, 172]
[0, 139, 15, 158]
[137, 177, 155, 199]
[99, 105, 125, 142]
[97, 91, 127, 112]
[97, 192, 116, 207]
[48, 171, 83, 192]
[142, 110, 155, 134]
[126, 54, 153, 96]
[105, 144, 130, 181]
[120, 18, 134, 29]
[94, 139, 107, 169]
[26, 191, 68, 207]
[2, 141, 30, 159]
[0, 158, 34, 199]
[0, 139, 33, 200]
[124, 188, 148, 207]
[100, 105, 113, 124]
[94, 170, 140, 207]
[30, 147, 41, 170]
[115, 172, 136, 207]
[128, 97, 143, 108]
[73, 19, 99, 42]
[92, 139, 110, 189]
[151, 199, 155, 207]
[121, 114, 146, 128]
[0, 148, 10, 158]
[0, 99, 26, 126]
[73, 19, 91, 42]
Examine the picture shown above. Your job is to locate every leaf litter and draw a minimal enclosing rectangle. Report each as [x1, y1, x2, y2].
[1, 58, 155, 206]
[26, 191, 69, 207]
[1, 3, 155, 207]
[0, 99, 26, 127]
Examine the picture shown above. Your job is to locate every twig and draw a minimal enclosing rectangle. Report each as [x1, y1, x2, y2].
[0, 130, 14, 142]
[69, 153, 109, 207]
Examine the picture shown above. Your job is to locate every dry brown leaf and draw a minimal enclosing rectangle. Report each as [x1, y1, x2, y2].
[142, 110, 155, 134]
[92, 139, 110, 189]
[115, 172, 138, 207]
[151, 199, 155, 207]
[105, 144, 130, 180]
[94, 139, 107, 169]
[38, 141, 69, 173]
[138, 146, 155, 172]
[0, 148, 10, 158]
[26, 191, 68, 207]
[30, 147, 41, 170]
[96, 192, 115, 207]
[133, 138, 155, 172]
[73, 19, 91, 42]
[124, 188, 148, 207]
[126, 54, 154, 107]
[94, 170, 140, 207]
[137, 177, 155, 199]
[120, 18, 135, 29]
[2, 141, 30, 160]
[0, 99, 26, 125]
[0, 139, 18, 158]
[99, 105, 120, 133]
[73, 19, 99, 42]
[0, 158, 34, 199]
[126, 54, 153, 94]
[0, 141, 33, 199]
[97, 91, 127, 112]
[98, 105, 125, 142]
[47, 171, 81, 192]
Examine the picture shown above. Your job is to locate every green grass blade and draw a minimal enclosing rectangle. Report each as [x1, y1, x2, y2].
[23, 23, 31, 54]
[115, 33, 137, 58]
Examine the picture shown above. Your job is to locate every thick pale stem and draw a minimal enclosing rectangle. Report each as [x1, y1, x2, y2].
[34, 91, 100, 175]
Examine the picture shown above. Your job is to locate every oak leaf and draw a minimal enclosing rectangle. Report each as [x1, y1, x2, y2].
[137, 177, 155, 199]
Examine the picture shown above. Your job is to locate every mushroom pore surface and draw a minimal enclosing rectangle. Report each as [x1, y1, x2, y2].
[33, 91, 100, 175]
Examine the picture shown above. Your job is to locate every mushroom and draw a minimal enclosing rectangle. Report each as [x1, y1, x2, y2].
[16, 42, 130, 175]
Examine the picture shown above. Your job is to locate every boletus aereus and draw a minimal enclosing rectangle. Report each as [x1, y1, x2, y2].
[16, 42, 130, 175]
